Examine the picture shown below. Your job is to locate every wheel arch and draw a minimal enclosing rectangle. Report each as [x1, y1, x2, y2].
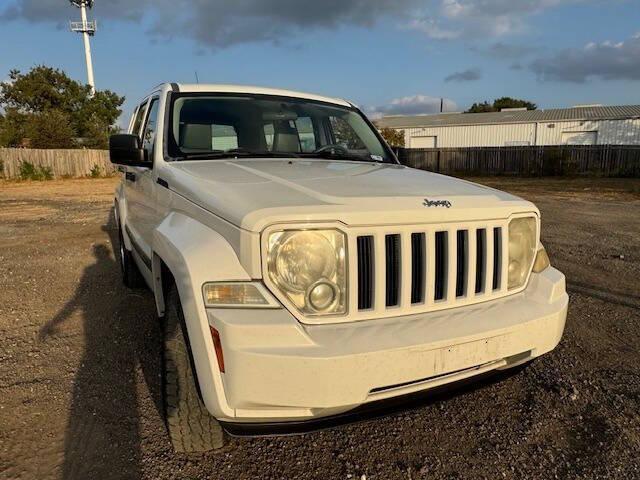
[151, 212, 250, 419]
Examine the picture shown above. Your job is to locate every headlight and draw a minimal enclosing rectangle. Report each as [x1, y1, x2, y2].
[267, 229, 347, 315]
[508, 217, 537, 290]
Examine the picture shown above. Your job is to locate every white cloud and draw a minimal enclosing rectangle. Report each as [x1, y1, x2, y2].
[408, 0, 585, 39]
[531, 33, 640, 82]
[405, 18, 461, 39]
[368, 95, 457, 119]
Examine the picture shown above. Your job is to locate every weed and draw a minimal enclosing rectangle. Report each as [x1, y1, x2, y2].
[19, 161, 54, 181]
[89, 164, 102, 178]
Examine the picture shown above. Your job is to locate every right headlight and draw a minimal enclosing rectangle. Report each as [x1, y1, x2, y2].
[267, 229, 347, 315]
[508, 217, 538, 290]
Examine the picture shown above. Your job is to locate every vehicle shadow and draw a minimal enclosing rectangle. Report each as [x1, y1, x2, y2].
[39, 209, 163, 480]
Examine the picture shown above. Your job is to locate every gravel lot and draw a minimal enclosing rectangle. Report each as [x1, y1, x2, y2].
[1, 176, 639, 480]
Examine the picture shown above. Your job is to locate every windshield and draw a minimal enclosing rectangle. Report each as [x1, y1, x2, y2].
[167, 93, 394, 163]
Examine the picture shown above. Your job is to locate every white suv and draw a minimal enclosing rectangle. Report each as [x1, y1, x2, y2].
[110, 83, 568, 452]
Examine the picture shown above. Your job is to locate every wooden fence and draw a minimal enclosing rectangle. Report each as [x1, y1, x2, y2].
[396, 145, 640, 177]
[2, 145, 639, 179]
[0, 148, 116, 179]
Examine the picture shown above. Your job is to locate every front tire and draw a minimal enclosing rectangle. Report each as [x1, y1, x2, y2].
[163, 284, 226, 453]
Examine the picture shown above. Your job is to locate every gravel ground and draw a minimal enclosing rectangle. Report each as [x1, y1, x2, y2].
[0, 176, 639, 480]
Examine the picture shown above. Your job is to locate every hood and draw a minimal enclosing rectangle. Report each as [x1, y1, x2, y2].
[164, 159, 536, 232]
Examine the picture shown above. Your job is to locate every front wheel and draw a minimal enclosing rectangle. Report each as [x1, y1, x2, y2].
[163, 284, 226, 453]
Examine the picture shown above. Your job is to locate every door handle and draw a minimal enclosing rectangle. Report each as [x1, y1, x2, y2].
[125, 172, 137, 182]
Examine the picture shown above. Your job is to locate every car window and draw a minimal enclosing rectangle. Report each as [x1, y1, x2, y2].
[131, 101, 148, 137]
[169, 94, 392, 163]
[141, 98, 160, 158]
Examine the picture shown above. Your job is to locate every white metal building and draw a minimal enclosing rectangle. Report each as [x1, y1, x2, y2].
[376, 105, 640, 148]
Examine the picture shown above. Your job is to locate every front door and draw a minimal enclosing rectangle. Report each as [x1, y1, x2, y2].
[127, 96, 161, 265]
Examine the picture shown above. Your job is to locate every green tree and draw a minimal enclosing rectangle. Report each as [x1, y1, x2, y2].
[379, 127, 405, 147]
[26, 110, 75, 149]
[0, 108, 28, 147]
[466, 97, 537, 113]
[493, 97, 537, 111]
[0, 65, 125, 148]
[466, 101, 495, 113]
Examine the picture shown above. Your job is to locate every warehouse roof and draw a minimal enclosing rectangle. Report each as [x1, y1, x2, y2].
[376, 105, 640, 129]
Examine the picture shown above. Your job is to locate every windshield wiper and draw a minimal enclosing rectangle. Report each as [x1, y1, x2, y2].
[175, 149, 300, 161]
[298, 150, 382, 163]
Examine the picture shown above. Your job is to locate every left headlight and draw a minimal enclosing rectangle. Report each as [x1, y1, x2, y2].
[267, 229, 347, 315]
[508, 217, 538, 290]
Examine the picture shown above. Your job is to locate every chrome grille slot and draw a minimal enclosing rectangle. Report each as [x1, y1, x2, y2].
[351, 220, 512, 321]
[385, 234, 401, 307]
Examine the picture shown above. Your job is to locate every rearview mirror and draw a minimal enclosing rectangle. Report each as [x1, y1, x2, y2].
[262, 111, 298, 122]
[109, 134, 149, 167]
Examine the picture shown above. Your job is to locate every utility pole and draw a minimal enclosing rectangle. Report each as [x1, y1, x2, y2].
[69, 1, 96, 96]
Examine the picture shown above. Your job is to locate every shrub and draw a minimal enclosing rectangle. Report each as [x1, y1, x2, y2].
[19, 161, 54, 181]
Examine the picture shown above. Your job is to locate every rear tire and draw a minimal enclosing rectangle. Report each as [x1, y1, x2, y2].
[116, 217, 145, 289]
[163, 284, 226, 453]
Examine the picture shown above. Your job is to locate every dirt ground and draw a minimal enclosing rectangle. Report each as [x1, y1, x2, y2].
[1, 176, 639, 480]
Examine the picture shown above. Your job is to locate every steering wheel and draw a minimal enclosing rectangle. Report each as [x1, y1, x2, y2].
[313, 144, 350, 155]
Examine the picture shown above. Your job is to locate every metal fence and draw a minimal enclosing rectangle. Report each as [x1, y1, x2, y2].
[396, 145, 640, 177]
[0, 148, 116, 179]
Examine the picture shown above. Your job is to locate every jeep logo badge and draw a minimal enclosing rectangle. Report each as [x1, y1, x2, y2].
[423, 198, 452, 208]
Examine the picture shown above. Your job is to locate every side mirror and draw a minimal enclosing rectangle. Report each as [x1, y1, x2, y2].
[109, 134, 149, 167]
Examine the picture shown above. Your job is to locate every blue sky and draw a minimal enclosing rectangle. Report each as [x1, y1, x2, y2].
[1, 0, 639, 124]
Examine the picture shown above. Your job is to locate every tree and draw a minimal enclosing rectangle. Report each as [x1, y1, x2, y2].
[0, 65, 125, 148]
[493, 97, 537, 111]
[0, 108, 28, 147]
[379, 127, 405, 147]
[466, 101, 495, 113]
[466, 97, 537, 113]
[26, 110, 75, 149]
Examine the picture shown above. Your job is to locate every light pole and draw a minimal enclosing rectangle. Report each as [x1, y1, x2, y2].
[69, 0, 96, 96]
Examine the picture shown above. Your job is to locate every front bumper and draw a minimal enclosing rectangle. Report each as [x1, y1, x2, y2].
[205, 267, 567, 424]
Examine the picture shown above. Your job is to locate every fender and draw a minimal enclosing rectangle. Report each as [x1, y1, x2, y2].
[152, 212, 251, 419]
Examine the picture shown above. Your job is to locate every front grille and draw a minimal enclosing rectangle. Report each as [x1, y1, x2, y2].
[351, 221, 509, 320]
